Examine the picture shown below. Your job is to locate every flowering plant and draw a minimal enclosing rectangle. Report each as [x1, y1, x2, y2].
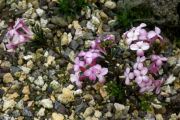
[70, 34, 115, 87]
[5, 18, 33, 52]
[123, 23, 167, 94]
[71, 23, 167, 96]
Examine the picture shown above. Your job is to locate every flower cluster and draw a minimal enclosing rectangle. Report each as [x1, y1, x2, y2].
[124, 23, 167, 94]
[70, 35, 115, 87]
[5, 18, 33, 52]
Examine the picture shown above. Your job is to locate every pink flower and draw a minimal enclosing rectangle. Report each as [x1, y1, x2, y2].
[149, 63, 160, 75]
[84, 64, 108, 83]
[6, 18, 33, 52]
[147, 27, 163, 42]
[139, 79, 155, 93]
[124, 67, 134, 85]
[151, 55, 167, 66]
[78, 49, 101, 64]
[130, 41, 150, 56]
[149, 55, 167, 74]
[91, 37, 101, 49]
[123, 23, 147, 45]
[74, 57, 85, 72]
[138, 29, 148, 41]
[134, 67, 149, 84]
[133, 56, 146, 70]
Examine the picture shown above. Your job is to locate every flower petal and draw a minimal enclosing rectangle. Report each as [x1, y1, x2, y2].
[130, 44, 139, 50]
[155, 27, 161, 34]
[141, 42, 149, 50]
[148, 31, 156, 39]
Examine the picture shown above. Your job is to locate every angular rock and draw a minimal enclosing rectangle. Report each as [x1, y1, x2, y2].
[58, 88, 74, 104]
[3, 73, 14, 83]
[104, 1, 116, 9]
[22, 107, 33, 117]
[52, 113, 64, 120]
[40, 99, 53, 109]
[51, 16, 68, 27]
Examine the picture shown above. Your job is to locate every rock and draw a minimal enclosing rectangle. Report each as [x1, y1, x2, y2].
[87, 21, 96, 31]
[3, 73, 14, 83]
[37, 108, 45, 117]
[51, 16, 68, 27]
[72, 21, 82, 29]
[69, 40, 79, 50]
[105, 112, 113, 118]
[99, 11, 108, 20]
[10, 66, 21, 73]
[168, 57, 177, 66]
[36, 8, 45, 17]
[44, 56, 55, 67]
[54, 101, 66, 114]
[83, 107, 94, 118]
[74, 89, 83, 95]
[34, 76, 44, 87]
[58, 88, 74, 104]
[0, 20, 8, 30]
[20, 66, 31, 74]
[114, 103, 125, 111]
[173, 64, 180, 77]
[40, 18, 48, 27]
[165, 75, 176, 85]
[22, 86, 30, 95]
[23, 7, 34, 18]
[3, 99, 16, 111]
[52, 113, 64, 120]
[0, 89, 5, 98]
[0, 0, 5, 10]
[104, 1, 116, 9]
[155, 114, 163, 120]
[40, 99, 53, 109]
[16, 100, 24, 109]
[144, 113, 155, 120]
[75, 102, 88, 113]
[23, 55, 33, 60]
[27, 60, 34, 69]
[61, 32, 71, 46]
[12, 110, 20, 118]
[94, 110, 102, 118]
[114, 103, 126, 119]
[91, 16, 100, 26]
[6, 92, 19, 99]
[50, 80, 60, 90]
[22, 107, 33, 117]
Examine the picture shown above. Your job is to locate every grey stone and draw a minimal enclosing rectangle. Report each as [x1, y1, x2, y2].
[12, 110, 20, 118]
[51, 16, 68, 27]
[75, 102, 88, 113]
[69, 40, 79, 50]
[81, 32, 94, 40]
[22, 107, 33, 117]
[80, 20, 87, 28]
[54, 101, 66, 114]
[0, 89, 5, 98]
[10, 66, 21, 73]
